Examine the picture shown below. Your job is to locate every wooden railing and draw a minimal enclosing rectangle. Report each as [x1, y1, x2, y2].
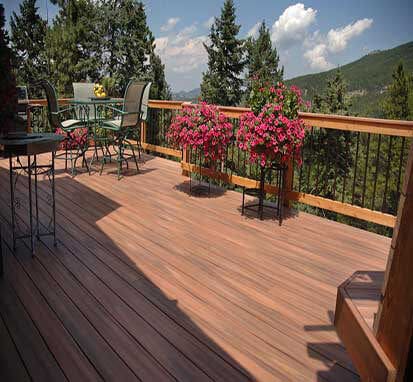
[27, 99, 413, 228]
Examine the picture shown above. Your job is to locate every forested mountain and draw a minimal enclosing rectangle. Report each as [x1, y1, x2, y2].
[286, 41, 413, 117]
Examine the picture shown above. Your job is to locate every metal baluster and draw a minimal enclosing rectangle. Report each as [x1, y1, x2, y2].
[351, 132, 360, 205]
[361, 133, 371, 207]
[382, 135, 393, 212]
[306, 127, 314, 193]
[396, 137, 406, 198]
[371, 134, 382, 210]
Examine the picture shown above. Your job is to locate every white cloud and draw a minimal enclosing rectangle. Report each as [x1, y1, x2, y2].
[160, 17, 180, 32]
[203, 16, 214, 29]
[155, 25, 208, 75]
[247, 22, 261, 38]
[271, 3, 317, 46]
[302, 17, 373, 70]
[175, 24, 198, 44]
[326, 18, 373, 53]
[304, 43, 333, 70]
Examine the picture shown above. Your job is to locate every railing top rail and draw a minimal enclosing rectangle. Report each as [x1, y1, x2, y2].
[28, 98, 413, 137]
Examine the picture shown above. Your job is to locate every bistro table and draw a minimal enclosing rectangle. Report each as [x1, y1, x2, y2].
[69, 97, 123, 165]
[0, 133, 63, 257]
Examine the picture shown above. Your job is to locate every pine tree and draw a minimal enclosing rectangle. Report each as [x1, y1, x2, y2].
[200, 0, 245, 106]
[382, 62, 410, 120]
[100, 0, 156, 94]
[149, 52, 171, 100]
[310, 70, 353, 196]
[47, 0, 102, 95]
[10, 0, 48, 92]
[0, 3, 18, 134]
[245, 21, 283, 94]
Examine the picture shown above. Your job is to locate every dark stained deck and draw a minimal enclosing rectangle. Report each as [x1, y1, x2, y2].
[0, 152, 390, 381]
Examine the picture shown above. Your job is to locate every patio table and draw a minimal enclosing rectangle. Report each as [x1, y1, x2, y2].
[69, 98, 124, 165]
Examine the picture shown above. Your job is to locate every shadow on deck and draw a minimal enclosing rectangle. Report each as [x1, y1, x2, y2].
[0, 152, 391, 381]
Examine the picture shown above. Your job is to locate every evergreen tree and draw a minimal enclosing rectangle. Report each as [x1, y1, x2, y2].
[47, 0, 102, 95]
[309, 70, 353, 196]
[200, 0, 245, 106]
[0, 3, 18, 134]
[382, 62, 410, 120]
[149, 52, 171, 100]
[100, 0, 156, 94]
[245, 21, 283, 94]
[10, 0, 48, 92]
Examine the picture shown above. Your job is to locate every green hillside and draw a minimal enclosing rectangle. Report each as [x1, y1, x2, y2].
[286, 41, 413, 117]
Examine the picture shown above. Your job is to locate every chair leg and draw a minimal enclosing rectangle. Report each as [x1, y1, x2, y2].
[130, 143, 139, 173]
[117, 139, 122, 180]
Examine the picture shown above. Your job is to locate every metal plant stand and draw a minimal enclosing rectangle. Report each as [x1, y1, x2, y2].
[242, 164, 287, 226]
[0, 133, 63, 256]
[189, 149, 212, 196]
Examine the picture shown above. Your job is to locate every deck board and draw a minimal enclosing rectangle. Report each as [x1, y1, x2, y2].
[0, 153, 390, 381]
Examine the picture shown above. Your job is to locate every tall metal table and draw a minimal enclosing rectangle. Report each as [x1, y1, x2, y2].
[0, 133, 63, 259]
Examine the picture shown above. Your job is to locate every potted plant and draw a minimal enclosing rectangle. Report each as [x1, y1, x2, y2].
[237, 82, 307, 168]
[167, 102, 233, 163]
[167, 102, 233, 193]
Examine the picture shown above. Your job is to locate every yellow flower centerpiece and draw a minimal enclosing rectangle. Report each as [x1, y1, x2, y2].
[93, 83, 107, 98]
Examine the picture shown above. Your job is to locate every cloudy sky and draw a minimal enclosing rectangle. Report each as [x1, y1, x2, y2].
[3, 0, 413, 91]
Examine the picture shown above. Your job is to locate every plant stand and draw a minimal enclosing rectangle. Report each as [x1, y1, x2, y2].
[241, 164, 286, 226]
[189, 149, 212, 197]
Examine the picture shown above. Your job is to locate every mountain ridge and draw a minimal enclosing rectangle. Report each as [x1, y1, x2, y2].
[172, 41, 413, 117]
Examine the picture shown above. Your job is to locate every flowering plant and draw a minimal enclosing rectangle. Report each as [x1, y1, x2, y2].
[238, 82, 307, 168]
[167, 102, 233, 162]
[56, 127, 88, 150]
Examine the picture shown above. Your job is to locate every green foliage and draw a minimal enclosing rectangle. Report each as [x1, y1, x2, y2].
[149, 52, 171, 100]
[308, 70, 353, 198]
[10, 0, 48, 96]
[200, 0, 245, 106]
[245, 21, 283, 100]
[248, 81, 301, 117]
[382, 62, 411, 120]
[286, 41, 413, 117]
[47, 0, 102, 95]
[0, 3, 18, 133]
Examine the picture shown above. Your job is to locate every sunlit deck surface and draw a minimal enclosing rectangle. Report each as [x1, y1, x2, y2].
[0, 152, 390, 382]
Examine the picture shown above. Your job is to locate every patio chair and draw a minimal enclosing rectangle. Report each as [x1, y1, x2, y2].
[39, 80, 90, 176]
[137, 81, 151, 158]
[99, 80, 149, 180]
[16, 85, 29, 121]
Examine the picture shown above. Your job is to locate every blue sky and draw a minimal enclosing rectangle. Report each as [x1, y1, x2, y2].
[3, 0, 413, 91]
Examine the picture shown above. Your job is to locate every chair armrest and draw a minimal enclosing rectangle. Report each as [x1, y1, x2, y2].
[102, 105, 143, 118]
[51, 106, 77, 115]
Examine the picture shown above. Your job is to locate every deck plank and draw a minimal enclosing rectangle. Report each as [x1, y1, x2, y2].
[0, 153, 391, 381]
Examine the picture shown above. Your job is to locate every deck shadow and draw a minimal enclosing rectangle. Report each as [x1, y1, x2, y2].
[0, 163, 253, 382]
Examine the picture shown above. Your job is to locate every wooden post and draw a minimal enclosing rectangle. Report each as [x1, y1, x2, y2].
[182, 147, 190, 177]
[375, 141, 413, 382]
[140, 121, 147, 146]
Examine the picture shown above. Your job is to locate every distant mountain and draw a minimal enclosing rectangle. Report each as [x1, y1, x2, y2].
[286, 41, 413, 117]
[173, 87, 201, 102]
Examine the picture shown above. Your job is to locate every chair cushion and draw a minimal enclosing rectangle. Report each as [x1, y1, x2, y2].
[102, 119, 122, 130]
[61, 119, 83, 129]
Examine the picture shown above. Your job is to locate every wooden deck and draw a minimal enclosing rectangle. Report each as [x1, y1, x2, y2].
[0, 152, 390, 382]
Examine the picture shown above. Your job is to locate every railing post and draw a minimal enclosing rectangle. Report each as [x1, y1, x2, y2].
[182, 147, 190, 177]
[140, 121, 147, 146]
[284, 159, 294, 208]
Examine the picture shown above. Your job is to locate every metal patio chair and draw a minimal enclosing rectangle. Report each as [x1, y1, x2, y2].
[99, 80, 149, 180]
[40, 80, 89, 176]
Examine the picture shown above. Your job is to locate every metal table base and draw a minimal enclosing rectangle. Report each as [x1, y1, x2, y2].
[8, 153, 57, 255]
